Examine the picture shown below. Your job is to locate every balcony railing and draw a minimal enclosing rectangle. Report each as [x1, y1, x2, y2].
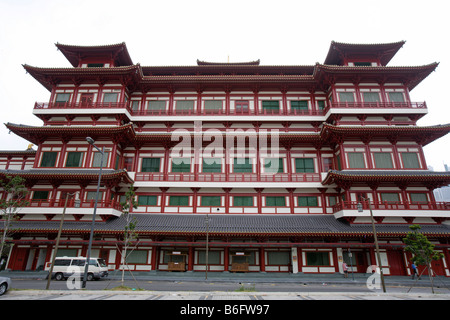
[332, 200, 450, 213]
[34, 101, 427, 117]
[134, 172, 321, 183]
[27, 199, 123, 211]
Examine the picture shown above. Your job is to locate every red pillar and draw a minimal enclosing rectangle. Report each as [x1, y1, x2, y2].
[259, 247, 265, 272]
[188, 246, 194, 271]
[224, 247, 229, 272]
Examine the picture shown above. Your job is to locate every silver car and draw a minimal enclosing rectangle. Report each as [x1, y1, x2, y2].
[0, 276, 11, 295]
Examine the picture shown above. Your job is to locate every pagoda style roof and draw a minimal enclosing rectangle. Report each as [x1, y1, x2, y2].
[324, 41, 406, 66]
[55, 42, 133, 67]
[4, 123, 136, 145]
[0, 169, 134, 185]
[197, 59, 260, 66]
[322, 170, 450, 189]
[5, 214, 450, 238]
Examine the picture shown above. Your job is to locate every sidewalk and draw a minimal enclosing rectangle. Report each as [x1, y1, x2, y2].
[2, 270, 450, 288]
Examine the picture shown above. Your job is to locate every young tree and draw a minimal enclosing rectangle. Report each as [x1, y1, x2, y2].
[403, 224, 444, 293]
[119, 184, 138, 285]
[0, 176, 29, 268]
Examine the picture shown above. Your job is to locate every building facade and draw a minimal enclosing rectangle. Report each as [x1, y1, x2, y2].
[1, 41, 450, 276]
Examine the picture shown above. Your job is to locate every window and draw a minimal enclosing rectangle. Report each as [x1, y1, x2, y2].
[338, 92, 355, 103]
[169, 196, 189, 206]
[175, 100, 194, 112]
[388, 92, 405, 103]
[171, 158, 190, 172]
[65, 152, 83, 167]
[380, 193, 400, 203]
[86, 191, 103, 201]
[131, 101, 140, 111]
[142, 158, 161, 172]
[87, 63, 104, 68]
[295, 158, 315, 173]
[363, 92, 381, 102]
[103, 92, 118, 103]
[298, 196, 318, 207]
[262, 101, 280, 113]
[348, 153, 365, 169]
[55, 93, 71, 105]
[233, 158, 252, 173]
[198, 251, 221, 265]
[267, 251, 290, 265]
[235, 101, 249, 114]
[317, 100, 326, 110]
[410, 193, 428, 203]
[202, 158, 221, 173]
[233, 196, 253, 207]
[127, 250, 148, 264]
[354, 62, 372, 67]
[290, 100, 308, 112]
[322, 158, 333, 171]
[266, 196, 286, 207]
[138, 195, 158, 206]
[148, 101, 166, 111]
[204, 100, 223, 113]
[373, 152, 393, 169]
[124, 157, 133, 171]
[40, 152, 57, 167]
[328, 196, 337, 207]
[92, 152, 109, 167]
[264, 158, 283, 173]
[32, 190, 49, 201]
[201, 196, 221, 207]
[401, 153, 420, 168]
[306, 252, 330, 266]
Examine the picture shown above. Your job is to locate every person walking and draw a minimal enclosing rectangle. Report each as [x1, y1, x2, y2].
[342, 262, 349, 278]
[411, 263, 419, 280]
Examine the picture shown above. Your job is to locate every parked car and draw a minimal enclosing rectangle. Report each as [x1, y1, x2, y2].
[0, 276, 11, 295]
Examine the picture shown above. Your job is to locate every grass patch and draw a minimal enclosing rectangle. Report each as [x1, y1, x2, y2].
[107, 285, 145, 291]
[235, 284, 256, 292]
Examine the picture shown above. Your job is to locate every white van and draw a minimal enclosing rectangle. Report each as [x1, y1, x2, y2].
[45, 257, 109, 281]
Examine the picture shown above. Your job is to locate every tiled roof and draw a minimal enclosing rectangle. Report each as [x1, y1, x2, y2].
[7, 214, 450, 237]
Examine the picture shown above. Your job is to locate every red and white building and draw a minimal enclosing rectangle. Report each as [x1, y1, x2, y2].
[1, 41, 450, 276]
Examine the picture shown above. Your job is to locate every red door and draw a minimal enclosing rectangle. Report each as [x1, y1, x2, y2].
[418, 258, 446, 276]
[387, 250, 406, 275]
[80, 93, 94, 106]
[10, 248, 29, 271]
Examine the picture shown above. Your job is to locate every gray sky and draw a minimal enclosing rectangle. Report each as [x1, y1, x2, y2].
[0, 0, 448, 170]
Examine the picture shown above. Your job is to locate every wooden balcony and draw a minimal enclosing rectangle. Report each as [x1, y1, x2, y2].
[34, 101, 131, 112]
[27, 199, 123, 211]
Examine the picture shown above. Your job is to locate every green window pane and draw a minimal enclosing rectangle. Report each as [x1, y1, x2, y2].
[267, 251, 290, 265]
[55, 93, 71, 102]
[103, 93, 118, 103]
[295, 158, 315, 173]
[201, 196, 221, 207]
[306, 252, 330, 266]
[202, 158, 222, 173]
[198, 251, 221, 265]
[169, 196, 189, 206]
[40, 152, 57, 167]
[388, 92, 405, 102]
[127, 250, 148, 264]
[172, 158, 190, 172]
[338, 92, 355, 102]
[204, 100, 223, 111]
[348, 153, 365, 169]
[373, 153, 393, 169]
[66, 152, 83, 167]
[317, 100, 325, 110]
[142, 158, 161, 172]
[291, 100, 308, 110]
[147, 101, 166, 110]
[264, 158, 283, 173]
[298, 196, 318, 207]
[262, 101, 280, 111]
[176, 100, 194, 111]
[92, 152, 109, 167]
[233, 158, 252, 173]
[380, 193, 400, 203]
[266, 196, 286, 207]
[410, 193, 428, 203]
[138, 195, 158, 206]
[363, 92, 380, 102]
[32, 190, 49, 200]
[233, 196, 253, 206]
[401, 153, 420, 168]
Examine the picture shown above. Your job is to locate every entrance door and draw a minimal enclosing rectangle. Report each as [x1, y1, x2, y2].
[80, 93, 94, 106]
[387, 250, 406, 275]
[356, 251, 368, 273]
[10, 248, 29, 271]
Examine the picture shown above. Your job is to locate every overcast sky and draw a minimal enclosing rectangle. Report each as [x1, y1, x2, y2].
[0, 0, 448, 170]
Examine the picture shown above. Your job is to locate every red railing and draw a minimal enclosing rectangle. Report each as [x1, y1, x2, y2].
[134, 172, 321, 182]
[34, 101, 132, 112]
[27, 199, 123, 211]
[332, 201, 450, 213]
[325, 101, 426, 112]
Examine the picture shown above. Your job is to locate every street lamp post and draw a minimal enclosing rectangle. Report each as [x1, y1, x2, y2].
[82, 137, 104, 289]
[46, 192, 79, 290]
[357, 198, 387, 293]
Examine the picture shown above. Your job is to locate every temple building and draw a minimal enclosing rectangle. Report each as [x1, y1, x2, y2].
[1, 41, 450, 276]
